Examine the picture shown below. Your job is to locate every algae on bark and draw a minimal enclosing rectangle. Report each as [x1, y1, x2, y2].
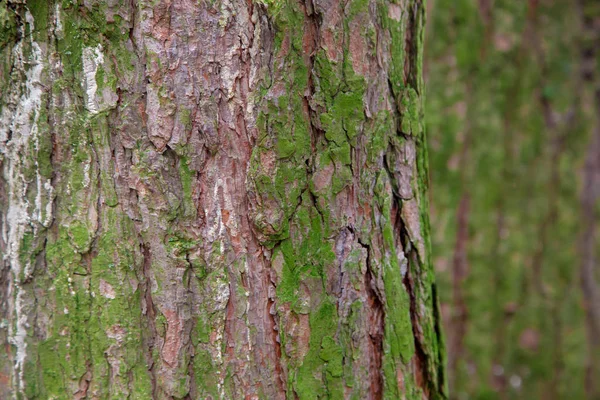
[0, 0, 445, 399]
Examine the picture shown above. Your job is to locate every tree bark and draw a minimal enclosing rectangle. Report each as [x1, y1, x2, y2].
[0, 0, 445, 399]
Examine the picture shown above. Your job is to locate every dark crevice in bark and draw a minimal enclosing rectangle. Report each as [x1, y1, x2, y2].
[46, 104, 58, 231]
[431, 281, 447, 396]
[185, 287, 198, 399]
[404, 1, 423, 92]
[387, 79, 411, 140]
[183, 353, 196, 400]
[78, 157, 101, 393]
[356, 232, 384, 400]
[402, 248, 431, 397]
[307, 187, 325, 225]
[181, 245, 197, 400]
[140, 242, 159, 398]
[393, 196, 435, 398]
[302, 0, 325, 157]
[267, 260, 286, 396]
[382, 150, 399, 199]
[128, 0, 139, 54]
[4, 2, 21, 44]
[384, 120, 444, 397]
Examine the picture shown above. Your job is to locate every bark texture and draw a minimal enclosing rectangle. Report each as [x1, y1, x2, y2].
[0, 0, 445, 399]
[425, 0, 600, 399]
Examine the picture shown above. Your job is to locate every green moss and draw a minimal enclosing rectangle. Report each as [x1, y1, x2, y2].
[276, 136, 296, 159]
[320, 336, 343, 377]
[255, 0, 444, 397]
[38, 337, 65, 397]
[155, 312, 167, 338]
[129, 364, 154, 399]
[18, 230, 35, 270]
[68, 221, 92, 253]
[36, 204, 151, 397]
[378, 1, 406, 96]
[347, 0, 370, 18]
[23, 355, 41, 399]
[331, 165, 352, 194]
[179, 107, 192, 130]
[0, 1, 17, 49]
[36, 113, 54, 179]
[194, 315, 210, 345]
[275, 242, 300, 305]
[398, 87, 421, 136]
[165, 231, 201, 258]
[26, 0, 49, 39]
[57, 9, 84, 83]
[193, 349, 220, 398]
[295, 300, 342, 399]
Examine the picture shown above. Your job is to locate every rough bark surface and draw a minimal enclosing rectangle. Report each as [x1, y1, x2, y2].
[0, 0, 445, 399]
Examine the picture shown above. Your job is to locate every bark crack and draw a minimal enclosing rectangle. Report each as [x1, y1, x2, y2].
[356, 232, 384, 399]
[140, 243, 159, 398]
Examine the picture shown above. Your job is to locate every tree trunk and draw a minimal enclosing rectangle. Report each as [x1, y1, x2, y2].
[0, 0, 445, 399]
[579, 0, 600, 396]
[425, 0, 599, 399]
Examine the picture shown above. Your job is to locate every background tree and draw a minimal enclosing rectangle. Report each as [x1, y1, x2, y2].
[425, 0, 600, 398]
[0, 0, 445, 399]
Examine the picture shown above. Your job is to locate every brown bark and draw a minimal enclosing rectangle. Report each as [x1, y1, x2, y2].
[0, 0, 445, 399]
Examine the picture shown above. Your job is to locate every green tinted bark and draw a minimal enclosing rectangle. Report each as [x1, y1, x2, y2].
[426, 0, 600, 398]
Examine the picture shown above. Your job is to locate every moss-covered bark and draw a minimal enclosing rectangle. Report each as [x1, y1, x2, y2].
[0, 0, 444, 398]
[425, 0, 600, 398]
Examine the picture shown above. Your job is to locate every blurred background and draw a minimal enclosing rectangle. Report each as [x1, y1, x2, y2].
[424, 0, 600, 399]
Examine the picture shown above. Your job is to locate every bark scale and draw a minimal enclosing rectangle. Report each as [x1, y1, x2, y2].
[0, 0, 445, 399]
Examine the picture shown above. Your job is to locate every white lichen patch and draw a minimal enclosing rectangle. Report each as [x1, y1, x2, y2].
[82, 45, 105, 114]
[212, 276, 230, 312]
[82, 161, 91, 188]
[205, 177, 239, 252]
[0, 10, 51, 395]
[54, 3, 63, 37]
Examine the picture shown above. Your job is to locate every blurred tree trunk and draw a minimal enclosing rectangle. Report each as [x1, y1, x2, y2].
[579, 0, 600, 396]
[0, 0, 445, 399]
[425, 0, 599, 399]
